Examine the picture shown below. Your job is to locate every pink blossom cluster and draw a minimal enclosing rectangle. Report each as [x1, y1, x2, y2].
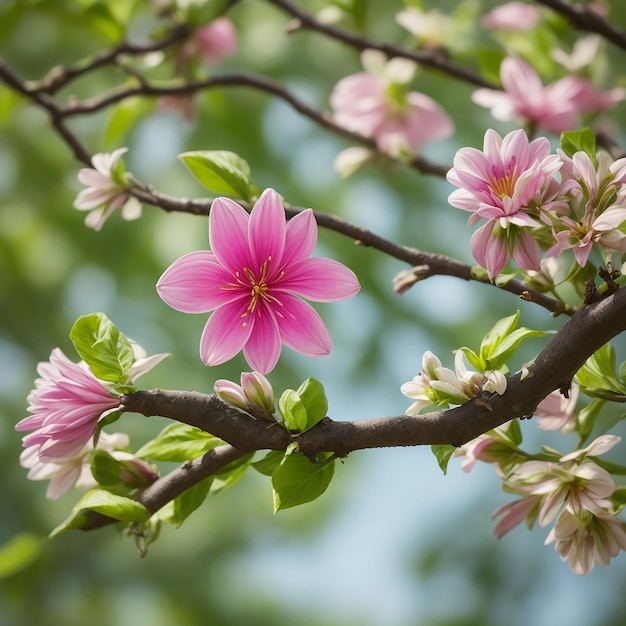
[447, 128, 626, 279]
[457, 420, 626, 574]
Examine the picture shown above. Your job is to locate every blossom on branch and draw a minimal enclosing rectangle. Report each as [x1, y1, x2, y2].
[545, 509, 626, 575]
[482, 2, 541, 32]
[535, 384, 579, 432]
[330, 50, 453, 158]
[472, 57, 624, 133]
[16, 348, 121, 461]
[447, 128, 562, 279]
[546, 151, 626, 266]
[401, 349, 506, 416]
[74, 148, 142, 231]
[175, 17, 237, 71]
[215, 371, 276, 421]
[156, 189, 361, 374]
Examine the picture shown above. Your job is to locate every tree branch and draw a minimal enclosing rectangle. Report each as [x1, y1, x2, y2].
[121, 286, 626, 458]
[535, 0, 626, 51]
[266, 0, 497, 89]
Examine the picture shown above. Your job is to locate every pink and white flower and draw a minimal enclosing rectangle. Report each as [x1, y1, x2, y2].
[156, 189, 360, 374]
[74, 148, 142, 231]
[215, 371, 276, 421]
[535, 384, 579, 432]
[395, 7, 456, 48]
[16, 348, 121, 461]
[472, 57, 624, 133]
[447, 128, 562, 279]
[175, 17, 237, 72]
[330, 50, 453, 157]
[20, 432, 128, 499]
[482, 2, 541, 31]
[546, 151, 626, 266]
[545, 509, 626, 574]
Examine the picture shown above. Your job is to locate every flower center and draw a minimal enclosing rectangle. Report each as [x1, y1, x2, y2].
[490, 160, 518, 200]
[232, 257, 284, 327]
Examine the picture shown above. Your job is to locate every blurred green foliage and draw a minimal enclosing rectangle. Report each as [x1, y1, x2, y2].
[3, 1, 626, 625]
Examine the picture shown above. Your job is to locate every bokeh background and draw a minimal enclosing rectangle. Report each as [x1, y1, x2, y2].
[2, 0, 626, 624]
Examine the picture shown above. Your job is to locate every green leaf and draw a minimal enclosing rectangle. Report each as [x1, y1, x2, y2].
[278, 389, 308, 433]
[179, 150, 253, 200]
[90, 450, 130, 490]
[575, 343, 626, 397]
[504, 419, 523, 446]
[479, 311, 520, 359]
[272, 453, 335, 512]
[297, 378, 328, 430]
[251, 450, 284, 476]
[169, 478, 214, 527]
[211, 453, 254, 493]
[49, 489, 150, 538]
[0, 533, 41, 579]
[484, 327, 548, 370]
[560, 128, 597, 163]
[69, 313, 134, 384]
[136, 423, 223, 462]
[576, 398, 605, 445]
[105, 97, 152, 147]
[431, 444, 456, 475]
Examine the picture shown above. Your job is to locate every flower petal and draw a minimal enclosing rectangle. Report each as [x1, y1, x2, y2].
[242, 307, 282, 374]
[279, 257, 360, 301]
[249, 188, 286, 269]
[282, 209, 318, 266]
[209, 197, 253, 273]
[157, 250, 241, 313]
[274, 294, 332, 357]
[199, 301, 253, 366]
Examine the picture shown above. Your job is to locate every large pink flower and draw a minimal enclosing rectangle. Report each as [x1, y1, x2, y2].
[472, 57, 624, 133]
[16, 348, 121, 461]
[156, 189, 361, 374]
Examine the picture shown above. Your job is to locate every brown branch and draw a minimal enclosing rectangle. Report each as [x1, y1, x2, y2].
[266, 0, 497, 89]
[121, 286, 626, 457]
[58, 73, 449, 178]
[29, 25, 191, 95]
[535, 0, 626, 51]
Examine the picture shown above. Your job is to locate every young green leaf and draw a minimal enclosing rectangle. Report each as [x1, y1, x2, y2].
[70, 313, 134, 384]
[211, 453, 254, 493]
[560, 128, 597, 163]
[431, 444, 456, 475]
[179, 150, 253, 200]
[272, 453, 335, 512]
[251, 450, 284, 476]
[297, 378, 328, 430]
[278, 389, 308, 433]
[575, 343, 626, 397]
[49, 489, 150, 538]
[135, 423, 224, 462]
[166, 478, 214, 527]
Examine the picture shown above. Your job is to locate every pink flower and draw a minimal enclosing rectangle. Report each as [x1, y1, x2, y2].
[492, 494, 542, 538]
[156, 189, 361, 373]
[194, 17, 237, 66]
[20, 431, 129, 500]
[74, 148, 142, 231]
[16, 348, 121, 461]
[546, 151, 626, 266]
[330, 50, 453, 156]
[482, 2, 541, 31]
[545, 510, 626, 575]
[215, 371, 276, 421]
[472, 57, 624, 133]
[535, 385, 579, 432]
[447, 128, 561, 279]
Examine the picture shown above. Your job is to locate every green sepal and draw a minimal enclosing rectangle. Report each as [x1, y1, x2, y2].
[179, 150, 253, 201]
[431, 444, 456, 475]
[135, 423, 224, 462]
[272, 453, 335, 512]
[49, 489, 150, 538]
[69, 313, 134, 385]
